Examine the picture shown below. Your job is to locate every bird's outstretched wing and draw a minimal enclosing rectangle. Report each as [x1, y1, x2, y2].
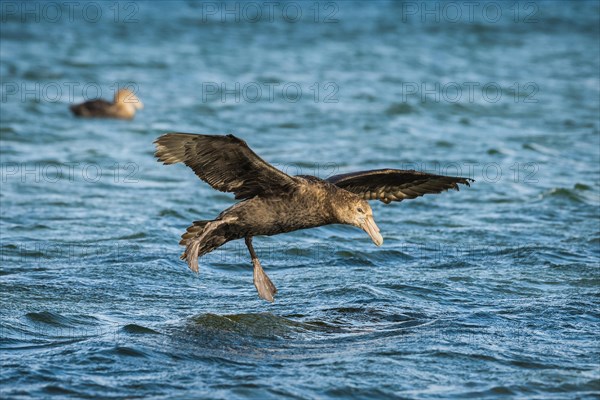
[154, 133, 298, 199]
[327, 169, 473, 204]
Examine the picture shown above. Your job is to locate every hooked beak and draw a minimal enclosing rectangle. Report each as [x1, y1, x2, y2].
[360, 215, 383, 246]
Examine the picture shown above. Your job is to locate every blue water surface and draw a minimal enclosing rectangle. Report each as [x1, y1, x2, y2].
[1, 1, 599, 398]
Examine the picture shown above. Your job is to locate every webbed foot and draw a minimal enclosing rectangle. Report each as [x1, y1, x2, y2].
[252, 258, 277, 302]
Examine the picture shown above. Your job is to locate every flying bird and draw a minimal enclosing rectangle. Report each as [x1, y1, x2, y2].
[154, 133, 473, 302]
[70, 88, 143, 119]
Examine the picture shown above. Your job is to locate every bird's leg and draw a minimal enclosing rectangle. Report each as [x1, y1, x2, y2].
[245, 237, 277, 302]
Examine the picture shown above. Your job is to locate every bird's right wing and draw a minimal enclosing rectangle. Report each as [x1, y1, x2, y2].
[327, 169, 473, 204]
[154, 133, 299, 199]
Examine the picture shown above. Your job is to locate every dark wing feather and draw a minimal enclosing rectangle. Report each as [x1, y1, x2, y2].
[154, 133, 298, 199]
[327, 169, 473, 204]
[70, 99, 113, 117]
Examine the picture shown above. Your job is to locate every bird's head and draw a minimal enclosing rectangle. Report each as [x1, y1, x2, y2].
[115, 89, 144, 110]
[335, 196, 383, 247]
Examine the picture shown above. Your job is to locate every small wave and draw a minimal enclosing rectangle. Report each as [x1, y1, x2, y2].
[43, 385, 81, 396]
[112, 346, 148, 358]
[385, 102, 416, 115]
[588, 234, 600, 245]
[435, 140, 454, 148]
[187, 312, 302, 339]
[25, 311, 73, 327]
[277, 122, 301, 129]
[117, 232, 147, 240]
[24, 311, 100, 329]
[0, 126, 16, 134]
[194, 104, 217, 115]
[320, 306, 426, 324]
[22, 69, 65, 80]
[255, 76, 283, 84]
[541, 187, 584, 203]
[121, 324, 161, 335]
[522, 142, 557, 155]
[9, 223, 51, 231]
[158, 209, 185, 219]
[573, 183, 592, 191]
[333, 250, 376, 266]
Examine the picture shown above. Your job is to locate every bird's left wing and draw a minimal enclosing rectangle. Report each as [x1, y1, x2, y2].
[326, 169, 473, 204]
[154, 133, 299, 199]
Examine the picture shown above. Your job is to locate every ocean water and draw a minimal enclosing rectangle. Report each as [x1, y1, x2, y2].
[1, 1, 599, 398]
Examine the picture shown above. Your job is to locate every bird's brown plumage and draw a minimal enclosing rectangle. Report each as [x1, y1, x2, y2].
[326, 169, 473, 204]
[155, 133, 298, 199]
[154, 133, 474, 301]
[70, 89, 143, 119]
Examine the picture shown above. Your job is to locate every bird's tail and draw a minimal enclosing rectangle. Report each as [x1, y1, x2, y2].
[179, 220, 230, 273]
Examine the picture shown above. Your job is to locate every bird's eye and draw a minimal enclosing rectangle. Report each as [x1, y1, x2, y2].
[357, 207, 364, 213]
